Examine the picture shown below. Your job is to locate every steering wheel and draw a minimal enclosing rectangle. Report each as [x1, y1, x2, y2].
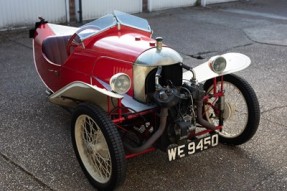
[66, 25, 101, 56]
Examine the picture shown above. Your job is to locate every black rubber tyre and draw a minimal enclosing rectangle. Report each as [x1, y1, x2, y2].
[71, 103, 126, 191]
[204, 74, 260, 145]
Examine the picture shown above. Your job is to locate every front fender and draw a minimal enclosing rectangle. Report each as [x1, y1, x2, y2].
[183, 53, 251, 83]
[49, 81, 123, 111]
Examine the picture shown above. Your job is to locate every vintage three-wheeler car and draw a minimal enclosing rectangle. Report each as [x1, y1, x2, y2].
[30, 11, 260, 190]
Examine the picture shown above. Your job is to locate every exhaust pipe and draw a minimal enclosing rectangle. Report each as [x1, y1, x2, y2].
[196, 99, 216, 130]
[125, 100, 215, 153]
[125, 108, 168, 153]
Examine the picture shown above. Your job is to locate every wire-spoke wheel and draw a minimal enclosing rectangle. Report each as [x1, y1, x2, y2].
[71, 103, 126, 191]
[204, 74, 260, 145]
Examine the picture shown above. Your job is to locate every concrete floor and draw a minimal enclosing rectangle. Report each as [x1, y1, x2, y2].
[0, 0, 286, 190]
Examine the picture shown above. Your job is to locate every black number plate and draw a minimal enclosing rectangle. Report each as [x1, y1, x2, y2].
[167, 133, 219, 161]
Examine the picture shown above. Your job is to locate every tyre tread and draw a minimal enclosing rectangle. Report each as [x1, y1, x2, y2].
[204, 74, 260, 145]
[71, 103, 126, 191]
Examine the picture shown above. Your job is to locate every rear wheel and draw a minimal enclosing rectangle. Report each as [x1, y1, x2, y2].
[71, 103, 126, 191]
[204, 74, 260, 145]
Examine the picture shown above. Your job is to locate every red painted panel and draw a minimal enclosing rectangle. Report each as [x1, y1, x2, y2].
[93, 32, 155, 63]
[92, 57, 134, 96]
[33, 22, 156, 94]
[33, 23, 63, 92]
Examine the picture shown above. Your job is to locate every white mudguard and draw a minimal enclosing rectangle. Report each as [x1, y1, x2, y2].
[183, 53, 251, 83]
[49, 81, 123, 111]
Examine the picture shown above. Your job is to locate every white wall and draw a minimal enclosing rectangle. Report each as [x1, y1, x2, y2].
[77, 0, 142, 21]
[0, 0, 67, 29]
[0, 0, 238, 30]
[148, 0, 197, 12]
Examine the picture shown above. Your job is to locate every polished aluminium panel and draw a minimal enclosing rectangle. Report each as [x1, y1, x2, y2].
[134, 47, 183, 67]
[133, 65, 156, 102]
[133, 47, 183, 102]
[97, 78, 156, 112]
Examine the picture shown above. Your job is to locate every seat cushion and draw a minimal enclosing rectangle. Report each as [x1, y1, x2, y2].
[42, 35, 71, 65]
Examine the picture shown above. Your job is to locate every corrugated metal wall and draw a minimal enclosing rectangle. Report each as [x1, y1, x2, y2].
[0, 0, 67, 29]
[148, 0, 197, 12]
[0, 0, 236, 30]
[77, 0, 142, 21]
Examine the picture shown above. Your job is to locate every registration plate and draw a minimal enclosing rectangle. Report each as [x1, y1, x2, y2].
[167, 133, 219, 161]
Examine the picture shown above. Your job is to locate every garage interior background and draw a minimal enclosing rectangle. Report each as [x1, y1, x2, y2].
[0, 0, 236, 30]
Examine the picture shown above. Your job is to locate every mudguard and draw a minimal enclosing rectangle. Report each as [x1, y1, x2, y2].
[183, 53, 251, 83]
[49, 81, 123, 111]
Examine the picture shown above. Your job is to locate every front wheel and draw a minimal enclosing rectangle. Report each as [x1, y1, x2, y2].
[71, 103, 126, 191]
[204, 74, 260, 145]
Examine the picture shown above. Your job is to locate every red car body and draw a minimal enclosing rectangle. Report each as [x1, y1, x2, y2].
[34, 17, 153, 96]
[30, 11, 260, 191]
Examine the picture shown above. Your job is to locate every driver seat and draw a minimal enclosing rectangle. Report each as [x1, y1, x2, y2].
[42, 35, 71, 65]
